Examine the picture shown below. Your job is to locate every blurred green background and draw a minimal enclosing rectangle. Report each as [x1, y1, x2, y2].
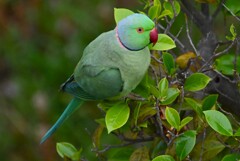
[0, 0, 141, 160]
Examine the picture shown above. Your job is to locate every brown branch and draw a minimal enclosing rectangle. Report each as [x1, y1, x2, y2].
[213, 39, 236, 58]
[92, 135, 154, 153]
[199, 38, 237, 72]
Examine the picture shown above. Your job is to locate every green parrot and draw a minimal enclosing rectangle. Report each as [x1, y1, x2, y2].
[40, 13, 158, 144]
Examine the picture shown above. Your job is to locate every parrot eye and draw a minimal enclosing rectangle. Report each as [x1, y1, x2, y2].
[136, 27, 144, 33]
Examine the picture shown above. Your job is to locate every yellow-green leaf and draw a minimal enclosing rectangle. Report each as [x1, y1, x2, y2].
[162, 52, 175, 75]
[114, 8, 135, 24]
[165, 107, 180, 130]
[176, 130, 196, 161]
[106, 102, 130, 133]
[204, 110, 233, 136]
[163, 0, 180, 19]
[184, 73, 211, 91]
[149, 34, 176, 51]
[161, 88, 180, 105]
[56, 142, 82, 161]
[152, 155, 175, 161]
[129, 146, 150, 161]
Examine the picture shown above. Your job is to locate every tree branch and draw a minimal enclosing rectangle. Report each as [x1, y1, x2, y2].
[184, 14, 199, 56]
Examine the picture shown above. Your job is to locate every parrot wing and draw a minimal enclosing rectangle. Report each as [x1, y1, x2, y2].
[60, 75, 97, 100]
[62, 65, 124, 100]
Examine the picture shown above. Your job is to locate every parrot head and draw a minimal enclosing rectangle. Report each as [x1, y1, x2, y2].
[117, 13, 158, 51]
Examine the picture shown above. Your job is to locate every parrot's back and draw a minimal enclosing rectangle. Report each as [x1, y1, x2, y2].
[71, 30, 150, 100]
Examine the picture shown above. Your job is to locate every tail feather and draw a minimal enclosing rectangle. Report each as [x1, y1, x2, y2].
[40, 97, 84, 144]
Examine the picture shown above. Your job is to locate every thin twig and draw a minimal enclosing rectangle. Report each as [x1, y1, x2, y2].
[199, 39, 236, 72]
[158, 24, 187, 52]
[184, 15, 199, 56]
[167, 130, 178, 146]
[155, 100, 169, 144]
[151, 54, 163, 64]
[212, 0, 226, 19]
[150, 64, 159, 85]
[216, 135, 232, 149]
[164, 0, 177, 34]
[199, 127, 206, 161]
[213, 39, 236, 58]
[92, 136, 154, 153]
[222, 3, 240, 22]
[217, 103, 240, 126]
[233, 38, 240, 82]
[126, 93, 146, 101]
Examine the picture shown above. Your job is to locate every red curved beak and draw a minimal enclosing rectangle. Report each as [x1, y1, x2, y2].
[150, 28, 158, 46]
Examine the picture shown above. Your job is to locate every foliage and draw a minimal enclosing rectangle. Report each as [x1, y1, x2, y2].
[1, 0, 240, 161]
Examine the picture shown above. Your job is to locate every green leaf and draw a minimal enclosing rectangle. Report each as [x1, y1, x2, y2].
[106, 102, 130, 133]
[226, 24, 237, 40]
[165, 107, 180, 130]
[154, 0, 161, 6]
[158, 77, 168, 99]
[152, 155, 175, 161]
[161, 88, 180, 105]
[148, 5, 161, 20]
[149, 85, 160, 98]
[204, 110, 233, 136]
[179, 117, 193, 130]
[215, 54, 240, 75]
[224, 0, 240, 15]
[184, 73, 211, 91]
[133, 73, 152, 98]
[92, 125, 104, 148]
[129, 146, 149, 161]
[202, 94, 218, 111]
[138, 106, 157, 124]
[149, 34, 176, 51]
[163, 0, 181, 19]
[108, 148, 134, 161]
[158, 9, 172, 19]
[133, 103, 141, 126]
[56, 142, 82, 161]
[176, 130, 196, 161]
[184, 97, 203, 117]
[95, 118, 106, 127]
[191, 139, 225, 161]
[163, 52, 175, 75]
[234, 127, 240, 136]
[230, 24, 237, 38]
[114, 8, 135, 24]
[222, 154, 240, 161]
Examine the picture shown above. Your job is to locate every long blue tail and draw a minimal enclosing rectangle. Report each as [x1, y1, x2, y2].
[40, 97, 84, 144]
